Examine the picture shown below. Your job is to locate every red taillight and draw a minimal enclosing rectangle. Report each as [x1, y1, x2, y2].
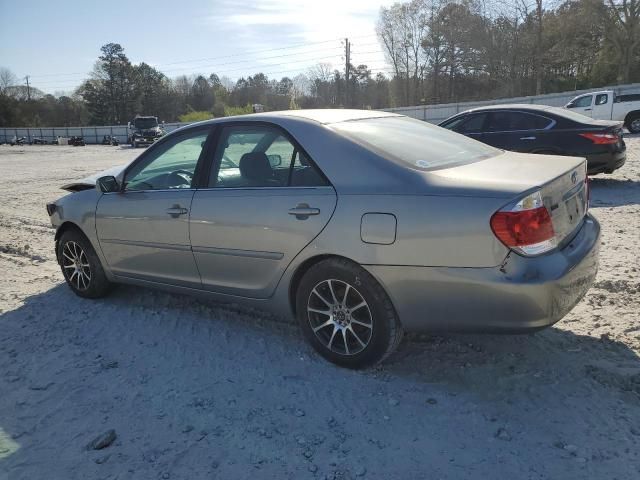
[490, 190, 557, 256]
[579, 132, 618, 144]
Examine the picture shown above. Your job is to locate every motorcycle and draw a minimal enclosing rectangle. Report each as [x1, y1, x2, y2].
[101, 135, 119, 146]
[10, 136, 27, 146]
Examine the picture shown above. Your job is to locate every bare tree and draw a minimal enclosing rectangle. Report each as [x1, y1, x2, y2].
[0, 67, 18, 94]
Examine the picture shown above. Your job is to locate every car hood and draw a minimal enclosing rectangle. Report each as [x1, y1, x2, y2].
[60, 164, 127, 192]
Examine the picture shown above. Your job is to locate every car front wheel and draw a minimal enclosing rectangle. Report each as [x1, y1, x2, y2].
[296, 258, 403, 368]
[58, 229, 112, 299]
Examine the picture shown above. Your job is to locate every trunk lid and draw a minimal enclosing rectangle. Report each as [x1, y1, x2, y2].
[539, 161, 588, 245]
[430, 151, 588, 245]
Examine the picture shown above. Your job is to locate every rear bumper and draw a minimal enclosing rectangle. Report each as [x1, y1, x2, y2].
[586, 150, 626, 174]
[132, 137, 157, 145]
[365, 214, 600, 333]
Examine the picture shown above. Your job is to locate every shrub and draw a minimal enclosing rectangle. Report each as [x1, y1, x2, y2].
[178, 111, 214, 123]
[223, 104, 254, 117]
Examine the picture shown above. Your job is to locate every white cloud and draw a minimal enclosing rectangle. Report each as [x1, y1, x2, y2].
[204, 0, 395, 77]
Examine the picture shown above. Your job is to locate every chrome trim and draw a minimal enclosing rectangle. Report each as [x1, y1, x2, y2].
[194, 186, 334, 192]
[191, 245, 284, 260]
[103, 188, 197, 195]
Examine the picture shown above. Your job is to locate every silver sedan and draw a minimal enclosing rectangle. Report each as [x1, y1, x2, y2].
[47, 110, 600, 368]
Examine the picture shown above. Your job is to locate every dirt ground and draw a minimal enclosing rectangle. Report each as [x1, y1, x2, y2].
[0, 139, 639, 480]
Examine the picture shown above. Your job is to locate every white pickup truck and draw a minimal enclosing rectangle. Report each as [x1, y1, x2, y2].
[565, 90, 640, 133]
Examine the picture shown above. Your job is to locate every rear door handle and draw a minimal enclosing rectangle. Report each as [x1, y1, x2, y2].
[288, 203, 320, 219]
[584, 108, 592, 111]
[166, 205, 188, 217]
[520, 136, 536, 140]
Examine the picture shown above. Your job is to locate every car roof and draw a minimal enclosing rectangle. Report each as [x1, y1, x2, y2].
[463, 103, 561, 114]
[196, 109, 403, 126]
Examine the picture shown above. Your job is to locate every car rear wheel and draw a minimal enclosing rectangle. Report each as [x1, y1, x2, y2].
[296, 258, 403, 368]
[58, 229, 112, 299]
[627, 115, 640, 134]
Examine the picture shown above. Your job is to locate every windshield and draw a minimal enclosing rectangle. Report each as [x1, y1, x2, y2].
[331, 116, 499, 171]
[134, 118, 158, 129]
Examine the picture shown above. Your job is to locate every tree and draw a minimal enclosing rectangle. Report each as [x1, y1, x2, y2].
[606, 0, 640, 83]
[0, 67, 17, 94]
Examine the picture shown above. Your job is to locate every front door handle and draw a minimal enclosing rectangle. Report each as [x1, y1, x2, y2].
[166, 205, 188, 217]
[520, 136, 537, 140]
[584, 108, 592, 111]
[288, 203, 320, 220]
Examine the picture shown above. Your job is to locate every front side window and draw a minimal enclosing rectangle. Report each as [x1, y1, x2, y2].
[441, 113, 487, 133]
[124, 129, 209, 191]
[210, 125, 327, 188]
[568, 95, 593, 108]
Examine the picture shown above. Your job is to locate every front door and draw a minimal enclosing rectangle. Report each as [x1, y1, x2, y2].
[566, 94, 594, 117]
[189, 123, 337, 298]
[96, 126, 213, 288]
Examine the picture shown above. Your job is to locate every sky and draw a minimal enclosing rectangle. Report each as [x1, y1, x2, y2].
[0, 0, 396, 95]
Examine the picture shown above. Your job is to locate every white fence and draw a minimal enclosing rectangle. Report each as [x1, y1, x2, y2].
[383, 82, 640, 124]
[2, 82, 640, 142]
[0, 122, 188, 145]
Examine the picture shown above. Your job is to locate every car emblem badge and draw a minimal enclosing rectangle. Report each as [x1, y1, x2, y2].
[570, 171, 578, 184]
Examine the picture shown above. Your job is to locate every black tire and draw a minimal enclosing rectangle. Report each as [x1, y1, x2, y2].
[626, 115, 640, 134]
[296, 258, 403, 369]
[57, 229, 112, 299]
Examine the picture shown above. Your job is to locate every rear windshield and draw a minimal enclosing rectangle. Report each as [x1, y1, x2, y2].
[331, 116, 499, 170]
[546, 106, 595, 124]
[134, 118, 158, 129]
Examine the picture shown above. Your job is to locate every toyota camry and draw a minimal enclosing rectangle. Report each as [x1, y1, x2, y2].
[47, 110, 600, 368]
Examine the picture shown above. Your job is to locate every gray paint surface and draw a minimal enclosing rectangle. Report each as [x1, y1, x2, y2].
[49, 109, 599, 333]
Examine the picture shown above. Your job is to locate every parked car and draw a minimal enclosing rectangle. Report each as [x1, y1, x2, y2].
[128, 116, 165, 148]
[439, 104, 626, 175]
[68, 136, 86, 146]
[46, 110, 599, 368]
[565, 90, 640, 133]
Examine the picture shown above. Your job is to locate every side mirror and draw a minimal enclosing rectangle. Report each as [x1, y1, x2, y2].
[267, 154, 282, 167]
[96, 175, 120, 193]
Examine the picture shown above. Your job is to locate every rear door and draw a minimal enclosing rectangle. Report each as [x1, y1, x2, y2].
[189, 123, 337, 298]
[482, 111, 554, 152]
[592, 93, 611, 119]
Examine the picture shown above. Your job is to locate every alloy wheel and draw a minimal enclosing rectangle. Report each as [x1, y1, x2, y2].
[307, 279, 373, 356]
[61, 241, 91, 291]
[630, 118, 640, 133]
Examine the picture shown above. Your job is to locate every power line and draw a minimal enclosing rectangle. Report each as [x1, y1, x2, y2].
[33, 49, 389, 87]
[28, 37, 360, 79]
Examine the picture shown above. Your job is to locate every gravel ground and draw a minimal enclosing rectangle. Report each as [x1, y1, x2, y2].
[0, 139, 639, 480]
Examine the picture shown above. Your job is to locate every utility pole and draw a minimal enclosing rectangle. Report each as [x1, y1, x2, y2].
[344, 38, 350, 107]
[24, 75, 31, 100]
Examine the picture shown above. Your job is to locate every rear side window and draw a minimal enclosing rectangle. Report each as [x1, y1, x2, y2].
[486, 112, 552, 132]
[331, 116, 498, 171]
[595, 94, 608, 105]
[209, 125, 327, 188]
